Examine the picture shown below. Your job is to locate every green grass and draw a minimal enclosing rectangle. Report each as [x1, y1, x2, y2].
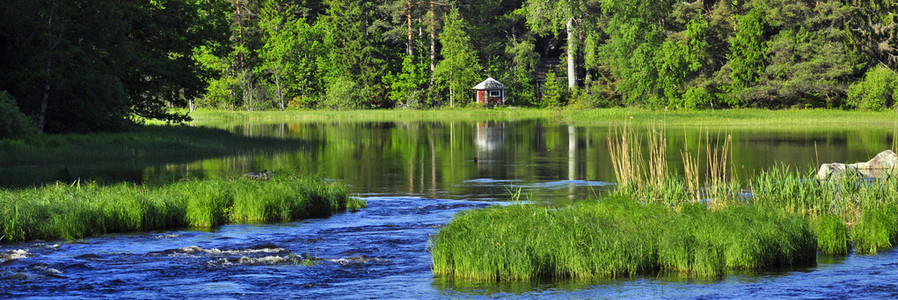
[187, 108, 898, 128]
[431, 196, 815, 281]
[0, 174, 363, 243]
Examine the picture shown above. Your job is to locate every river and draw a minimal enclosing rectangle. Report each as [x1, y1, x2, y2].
[2, 119, 897, 298]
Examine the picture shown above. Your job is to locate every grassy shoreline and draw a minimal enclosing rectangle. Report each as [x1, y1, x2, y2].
[187, 108, 898, 128]
[0, 174, 364, 243]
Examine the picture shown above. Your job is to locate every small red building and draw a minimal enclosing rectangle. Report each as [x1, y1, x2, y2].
[472, 77, 507, 106]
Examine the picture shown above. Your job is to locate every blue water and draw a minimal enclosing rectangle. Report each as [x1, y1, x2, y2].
[3, 120, 898, 298]
[4, 188, 898, 298]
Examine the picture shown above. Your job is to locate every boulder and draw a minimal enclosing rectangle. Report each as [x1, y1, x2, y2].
[816, 150, 898, 180]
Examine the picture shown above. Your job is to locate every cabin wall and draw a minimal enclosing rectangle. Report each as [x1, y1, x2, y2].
[476, 90, 487, 105]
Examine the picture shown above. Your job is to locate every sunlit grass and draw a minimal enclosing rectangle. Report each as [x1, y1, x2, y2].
[433, 123, 898, 282]
[431, 196, 814, 281]
[0, 174, 362, 243]
[188, 108, 898, 129]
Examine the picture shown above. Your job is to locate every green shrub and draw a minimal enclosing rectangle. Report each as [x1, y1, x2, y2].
[323, 77, 367, 109]
[847, 66, 898, 111]
[0, 91, 35, 138]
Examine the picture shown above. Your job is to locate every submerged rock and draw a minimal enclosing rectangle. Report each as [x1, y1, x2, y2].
[817, 150, 898, 180]
[242, 170, 272, 180]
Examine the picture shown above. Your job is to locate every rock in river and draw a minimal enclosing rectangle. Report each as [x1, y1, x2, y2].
[816, 150, 898, 180]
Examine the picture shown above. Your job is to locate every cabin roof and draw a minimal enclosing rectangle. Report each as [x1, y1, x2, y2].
[472, 77, 507, 90]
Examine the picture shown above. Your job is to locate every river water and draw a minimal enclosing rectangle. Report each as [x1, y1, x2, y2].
[2, 119, 897, 298]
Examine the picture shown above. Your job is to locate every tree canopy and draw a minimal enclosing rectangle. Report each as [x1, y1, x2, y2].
[1, 0, 897, 134]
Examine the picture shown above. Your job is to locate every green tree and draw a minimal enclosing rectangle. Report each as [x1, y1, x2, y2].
[727, 8, 767, 107]
[506, 39, 539, 105]
[384, 55, 430, 108]
[320, 0, 388, 108]
[540, 70, 566, 108]
[258, 1, 325, 110]
[523, 0, 580, 91]
[0, 0, 229, 133]
[434, 8, 480, 107]
[601, 0, 676, 106]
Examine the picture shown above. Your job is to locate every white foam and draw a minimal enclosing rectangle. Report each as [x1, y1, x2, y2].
[0, 249, 29, 263]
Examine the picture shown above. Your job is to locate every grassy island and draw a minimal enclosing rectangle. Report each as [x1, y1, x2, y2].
[432, 126, 898, 281]
[0, 175, 364, 243]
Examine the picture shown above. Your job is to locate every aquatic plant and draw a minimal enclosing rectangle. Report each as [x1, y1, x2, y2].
[431, 196, 815, 281]
[0, 175, 362, 243]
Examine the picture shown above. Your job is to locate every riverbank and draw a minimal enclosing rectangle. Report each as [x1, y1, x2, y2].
[0, 175, 364, 243]
[188, 108, 898, 128]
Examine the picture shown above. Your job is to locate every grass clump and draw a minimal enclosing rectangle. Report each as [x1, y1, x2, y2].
[431, 196, 814, 281]
[0, 175, 360, 243]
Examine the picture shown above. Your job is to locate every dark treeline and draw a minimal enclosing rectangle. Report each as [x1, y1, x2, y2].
[1, 0, 897, 135]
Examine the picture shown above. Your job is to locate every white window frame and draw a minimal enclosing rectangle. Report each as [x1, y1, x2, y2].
[489, 90, 502, 98]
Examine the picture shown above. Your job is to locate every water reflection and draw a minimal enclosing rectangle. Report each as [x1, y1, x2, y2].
[2, 120, 895, 203]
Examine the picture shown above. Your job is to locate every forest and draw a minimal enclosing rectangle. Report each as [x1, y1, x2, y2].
[1, 0, 897, 134]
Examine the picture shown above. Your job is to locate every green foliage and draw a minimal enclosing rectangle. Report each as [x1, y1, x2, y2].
[728, 8, 767, 106]
[0, 0, 228, 132]
[323, 77, 368, 110]
[258, 3, 325, 110]
[847, 66, 898, 110]
[384, 55, 430, 108]
[540, 71, 566, 108]
[0, 91, 35, 138]
[506, 39, 540, 105]
[434, 9, 481, 107]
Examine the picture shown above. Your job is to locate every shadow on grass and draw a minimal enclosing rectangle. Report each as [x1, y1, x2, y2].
[0, 125, 313, 188]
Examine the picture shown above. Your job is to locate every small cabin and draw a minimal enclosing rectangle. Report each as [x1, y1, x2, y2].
[472, 77, 507, 106]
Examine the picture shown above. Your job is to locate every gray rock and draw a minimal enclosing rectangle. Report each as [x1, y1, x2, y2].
[816, 150, 898, 180]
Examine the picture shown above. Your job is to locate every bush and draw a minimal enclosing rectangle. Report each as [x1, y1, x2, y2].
[0, 91, 35, 138]
[847, 66, 898, 111]
[322, 77, 367, 109]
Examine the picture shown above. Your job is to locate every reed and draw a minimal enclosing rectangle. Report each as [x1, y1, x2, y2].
[0, 175, 361, 243]
[431, 196, 815, 281]
[606, 125, 643, 192]
[680, 130, 701, 203]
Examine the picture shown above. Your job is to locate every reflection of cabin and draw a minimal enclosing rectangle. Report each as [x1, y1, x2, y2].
[472, 77, 507, 106]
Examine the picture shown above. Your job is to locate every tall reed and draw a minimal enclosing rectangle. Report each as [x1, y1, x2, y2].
[607, 125, 642, 192]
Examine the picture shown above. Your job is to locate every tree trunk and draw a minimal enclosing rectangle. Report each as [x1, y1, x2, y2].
[449, 68, 454, 107]
[38, 59, 51, 134]
[407, 0, 414, 56]
[274, 71, 284, 111]
[429, 0, 436, 77]
[39, 0, 65, 134]
[566, 17, 577, 91]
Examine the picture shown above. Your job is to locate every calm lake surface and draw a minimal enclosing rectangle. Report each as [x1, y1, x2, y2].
[2, 119, 898, 298]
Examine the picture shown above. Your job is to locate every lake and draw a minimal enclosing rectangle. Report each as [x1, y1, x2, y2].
[2, 118, 897, 298]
